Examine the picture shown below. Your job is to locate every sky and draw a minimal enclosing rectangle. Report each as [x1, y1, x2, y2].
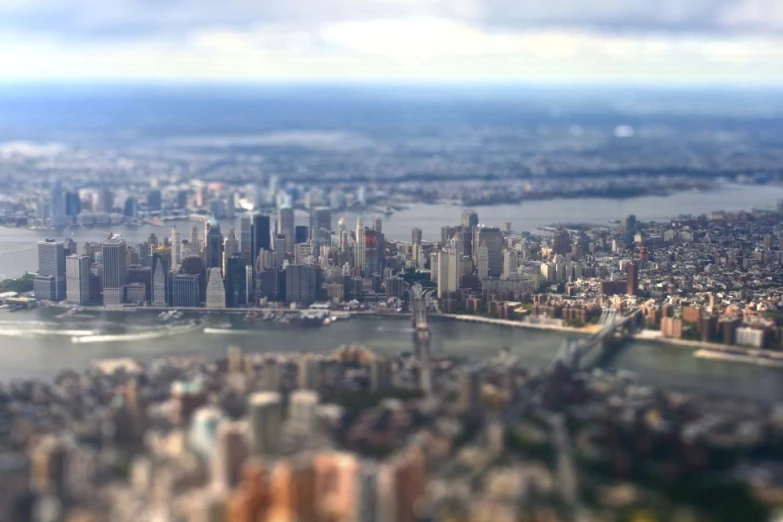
[1, 0, 783, 85]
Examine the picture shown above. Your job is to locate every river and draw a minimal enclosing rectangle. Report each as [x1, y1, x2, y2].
[2, 183, 783, 280]
[1, 308, 781, 402]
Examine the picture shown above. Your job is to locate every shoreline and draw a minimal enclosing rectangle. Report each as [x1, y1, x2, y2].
[439, 313, 783, 369]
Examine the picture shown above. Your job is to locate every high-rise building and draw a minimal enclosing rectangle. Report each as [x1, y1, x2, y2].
[97, 187, 113, 213]
[295, 225, 309, 245]
[205, 218, 224, 271]
[476, 226, 503, 277]
[310, 207, 332, 243]
[239, 216, 253, 266]
[176, 189, 188, 209]
[123, 196, 138, 218]
[245, 265, 254, 306]
[477, 242, 489, 280]
[502, 249, 518, 280]
[102, 238, 127, 305]
[411, 227, 423, 246]
[374, 217, 382, 234]
[355, 217, 365, 272]
[225, 253, 247, 308]
[370, 357, 393, 391]
[436, 248, 460, 298]
[151, 253, 169, 306]
[64, 191, 81, 219]
[552, 228, 572, 255]
[252, 214, 271, 262]
[274, 235, 286, 268]
[190, 226, 201, 256]
[288, 390, 319, 433]
[461, 209, 479, 230]
[128, 265, 152, 302]
[223, 227, 240, 274]
[172, 273, 200, 307]
[147, 189, 162, 212]
[36, 239, 66, 301]
[206, 268, 226, 308]
[248, 392, 282, 455]
[285, 265, 318, 305]
[277, 206, 295, 254]
[181, 254, 206, 301]
[171, 226, 182, 271]
[364, 229, 380, 276]
[625, 214, 637, 247]
[626, 261, 639, 296]
[65, 254, 90, 304]
[48, 182, 66, 227]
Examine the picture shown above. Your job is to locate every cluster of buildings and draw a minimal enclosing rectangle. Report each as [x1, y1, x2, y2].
[0, 335, 781, 521]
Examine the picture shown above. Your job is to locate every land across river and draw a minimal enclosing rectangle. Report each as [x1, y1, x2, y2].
[1, 307, 783, 403]
[2, 182, 783, 280]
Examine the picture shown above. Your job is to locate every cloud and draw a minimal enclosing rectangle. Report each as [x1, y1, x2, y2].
[0, 0, 782, 83]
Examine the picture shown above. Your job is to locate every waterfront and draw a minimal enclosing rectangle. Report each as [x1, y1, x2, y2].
[2, 182, 783, 280]
[1, 307, 782, 402]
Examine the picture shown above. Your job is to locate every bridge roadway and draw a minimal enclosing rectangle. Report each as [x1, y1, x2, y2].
[553, 307, 642, 371]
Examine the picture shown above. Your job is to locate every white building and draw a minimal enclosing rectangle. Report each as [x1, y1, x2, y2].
[65, 254, 90, 304]
[735, 327, 765, 348]
[205, 268, 226, 309]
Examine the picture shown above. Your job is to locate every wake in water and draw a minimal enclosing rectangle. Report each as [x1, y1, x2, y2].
[0, 328, 96, 337]
[203, 327, 255, 335]
[71, 322, 201, 344]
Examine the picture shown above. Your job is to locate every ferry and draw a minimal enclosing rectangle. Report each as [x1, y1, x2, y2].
[159, 309, 184, 321]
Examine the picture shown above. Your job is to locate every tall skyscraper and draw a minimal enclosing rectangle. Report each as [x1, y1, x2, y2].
[151, 253, 169, 306]
[190, 226, 201, 256]
[225, 253, 247, 308]
[626, 261, 639, 296]
[223, 227, 240, 273]
[245, 265, 254, 306]
[248, 392, 282, 455]
[477, 242, 489, 280]
[169, 226, 181, 271]
[364, 229, 380, 276]
[295, 225, 309, 245]
[252, 214, 272, 263]
[553, 228, 572, 255]
[65, 254, 90, 304]
[310, 207, 332, 242]
[181, 254, 206, 301]
[172, 273, 199, 307]
[123, 196, 138, 218]
[102, 238, 127, 305]
[147, 189, 162, 212]
[355, 217, 365, 273]
[625, 214, 637, 247]
[476, 226, 503, 277]
[48, 182, 67, 227]
[411, 227, 422, 246]
[205, 219, 224, 271]
[35, 239, 66, 301]
[436, 248, 460, 298]
[277, 206, 294, 254]
[64, 191, 81, 219]
[503, 249, 518, 280]
[274, 235, 286, 268]
[240, 216, 253, 266]
[285, 265, 318, 304]
[461, 209, 479, 229]
[206, 268, 227, 308]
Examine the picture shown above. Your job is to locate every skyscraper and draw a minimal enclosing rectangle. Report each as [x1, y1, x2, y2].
[172, 274, 200, 307]
[553, 228, 572, 255]
[190, 226, 201, 256]
[205, 218, 224, 271]
[476, 226, 503, 277]
[355, 217, 365, 273]
[310, 206, 332, 242]
[252, 214, 271, 263]
[240, 216, 253, 266]
[225, 253, 247, 308]
[206, 268, 227, 308]
[461, 209, 479, 230]
[248, 392, 282, 456]
[48, 182, 67, 228]
[123, 196, 138, 218]
[277, 206, 294, 254]
[411, 228, 422, 246]
[503, 249, 518, 280]
[626, 261, 639, 296]
[625, 214, 637, 247]
[65, 254, 90, 304]
[171, 226, 182, 271]
[102, 238, 127, 305]
[295, 225, 309, 245]
[151, 253, 169, 306]
[35, 239, 66, 301]
[285, 265, 318, 304]
[64, 191, 81, 219]
[147, 189, 162, 212]
[223, 227, 240, 273]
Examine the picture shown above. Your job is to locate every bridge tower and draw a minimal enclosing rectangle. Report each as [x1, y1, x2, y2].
[410, 284, 433, 396]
